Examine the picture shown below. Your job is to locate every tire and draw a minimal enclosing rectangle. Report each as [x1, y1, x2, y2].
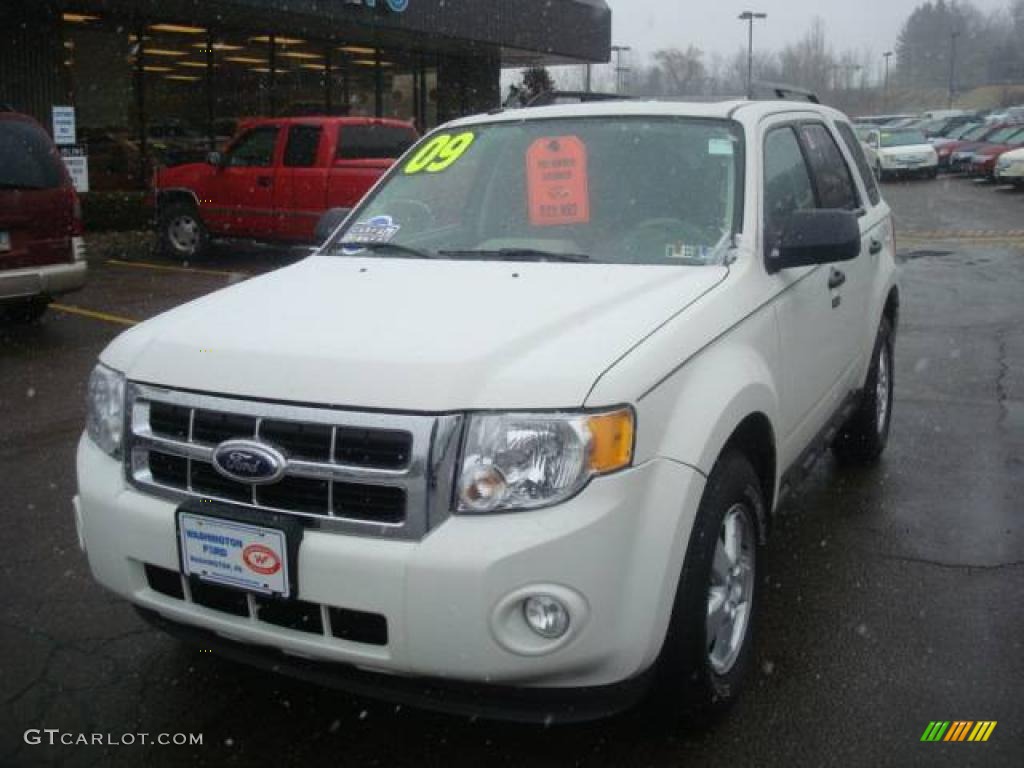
[650, 451, 764, 722]
[833, 317, 894, 464]
[874, 162, 886, 182]
[1, 297, 50, 323]
[159, 199, 209, 261]
[926, 168, 938, 179]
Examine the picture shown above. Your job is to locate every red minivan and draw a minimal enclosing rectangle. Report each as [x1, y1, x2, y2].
[0, 109, 87, 322]
[153, 117, 418, 259]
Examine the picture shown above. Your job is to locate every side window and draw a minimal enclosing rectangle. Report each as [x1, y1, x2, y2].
[835, 122, 880, 206]
[337, 125, 416, 160]
[798, 123, 860, 210]
[226, 126, 279, 168]
[283, 125, 323, 168]
[763, 126, 816, 248]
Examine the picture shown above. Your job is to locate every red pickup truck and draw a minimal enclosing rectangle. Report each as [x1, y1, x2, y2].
[153, 117, 418, 259]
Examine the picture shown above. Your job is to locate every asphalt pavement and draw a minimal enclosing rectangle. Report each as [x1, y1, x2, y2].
[1, 177, 1022, 767]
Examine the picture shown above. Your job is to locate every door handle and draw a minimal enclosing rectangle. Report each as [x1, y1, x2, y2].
[869, 239, 883, 255]
[257, 176, 273, 188]
[828, 268, 846, 290]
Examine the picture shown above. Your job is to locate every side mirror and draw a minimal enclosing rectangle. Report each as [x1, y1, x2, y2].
[767, 209, 860, 274]
[314, 207, 351, 244]
[206, 151, 223, 167]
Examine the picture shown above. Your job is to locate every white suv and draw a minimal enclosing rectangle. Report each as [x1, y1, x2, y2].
[75, 99, 899, 723]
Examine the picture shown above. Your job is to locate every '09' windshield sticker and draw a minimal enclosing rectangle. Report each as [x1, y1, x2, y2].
[526, 135, 591, 227]
[340, 215, 400, 254]
[405, 131, 476, 174]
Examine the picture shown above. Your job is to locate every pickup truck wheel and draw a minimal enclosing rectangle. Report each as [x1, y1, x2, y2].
[650, 451, 763, 722]
[159, 201, 209, 261]
[1, 297, 50, 323]
[833, 317, 894, 464]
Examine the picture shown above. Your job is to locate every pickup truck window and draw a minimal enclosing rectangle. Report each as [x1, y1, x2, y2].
[283, 125, 323, 168]
[763, 126, 816, 249]
[835, 122, 881, 206]
[328, 117, 743, 266]
[337, 125, 416, 160]
[227, 126, 279, 168]
[798, 123, 860, 211]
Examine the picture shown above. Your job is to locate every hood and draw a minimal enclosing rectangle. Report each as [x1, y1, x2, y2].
[102, 256, 727, 411]
[878, 144, 935, 157]
[155, 161, 214, 188]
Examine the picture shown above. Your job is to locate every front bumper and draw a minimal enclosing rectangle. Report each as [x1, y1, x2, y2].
[0, 260, 86, 302]
[76, 434, 705, 704]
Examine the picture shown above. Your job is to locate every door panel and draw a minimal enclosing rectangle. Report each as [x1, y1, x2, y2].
[276, 124, 328, 242]
[763, 124, 848, 447]
[203, 125, 280, 237]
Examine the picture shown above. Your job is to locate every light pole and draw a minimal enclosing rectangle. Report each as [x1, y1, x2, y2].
[611, 45, 631, 95]
[738, 11, 767, 98]
[883, 51, 893, 111]
[948, 30, 960, 108]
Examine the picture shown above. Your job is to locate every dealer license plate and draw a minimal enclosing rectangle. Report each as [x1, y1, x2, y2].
[0, 231, 10, 252]
[178, 512, 290, 597]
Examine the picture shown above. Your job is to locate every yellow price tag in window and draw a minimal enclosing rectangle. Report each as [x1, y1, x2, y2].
[404, 131, 476, 174]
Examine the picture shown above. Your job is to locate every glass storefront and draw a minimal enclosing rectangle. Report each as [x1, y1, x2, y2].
[58, 12, 444, 190]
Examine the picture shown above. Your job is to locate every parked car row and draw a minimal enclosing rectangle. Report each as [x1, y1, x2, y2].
[855, 109, 1024, 185]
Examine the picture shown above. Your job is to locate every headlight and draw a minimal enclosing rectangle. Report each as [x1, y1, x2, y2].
[456, 408, 634, 513]
[86, 363, 126, 457]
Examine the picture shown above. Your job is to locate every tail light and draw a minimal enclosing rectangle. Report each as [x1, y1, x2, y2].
[70, 191, 83, 236]
[886, 215, 896, 255]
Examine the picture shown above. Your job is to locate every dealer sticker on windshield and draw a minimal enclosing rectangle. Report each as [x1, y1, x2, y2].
[340, 215, 400, 254]
[179, 512, 289, 597]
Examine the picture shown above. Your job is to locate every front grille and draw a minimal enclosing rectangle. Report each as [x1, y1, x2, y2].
[126, 383, 462, 540]
[144, 564, 388, 645]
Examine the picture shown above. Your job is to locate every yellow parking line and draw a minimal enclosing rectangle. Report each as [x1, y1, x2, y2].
[107, 259, 250, 279]
[50, 303, 138, 327]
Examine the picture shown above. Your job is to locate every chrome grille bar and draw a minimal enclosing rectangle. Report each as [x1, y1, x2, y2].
[125, 382, 462, 540]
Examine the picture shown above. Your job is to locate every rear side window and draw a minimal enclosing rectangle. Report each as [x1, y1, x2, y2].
[284, 125, 323, 168]
[763, 126, 816, 249]
[0, 120, 65, 190]
[798, 123, 860, 211]
[835, 122, 880, 206]
[337, 125, 416, 160]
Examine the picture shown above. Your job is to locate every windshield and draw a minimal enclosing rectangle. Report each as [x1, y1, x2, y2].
[948, 123, 980, 139]
[879, 130, 927, 147]
[325, 117, 743, 266]
[987, 126, 1024, 143]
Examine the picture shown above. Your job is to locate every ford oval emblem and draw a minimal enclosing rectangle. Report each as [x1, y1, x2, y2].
[211, 440, 287, 485]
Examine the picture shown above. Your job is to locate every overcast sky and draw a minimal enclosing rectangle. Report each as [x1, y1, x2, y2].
[606, 0, 1010, 62]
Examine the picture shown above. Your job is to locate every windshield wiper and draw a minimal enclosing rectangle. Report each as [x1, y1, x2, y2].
[438, 248, 591, 263]
[331, 241, 436, 259]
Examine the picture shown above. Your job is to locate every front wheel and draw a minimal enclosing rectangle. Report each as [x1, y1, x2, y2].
[833, 317, 894, 463]
[650, 451, 764, 721]
[159, 200, 209, 261]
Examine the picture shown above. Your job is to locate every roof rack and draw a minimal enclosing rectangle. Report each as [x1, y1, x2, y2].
[525, 91, 628, 107]
[748, 82, 820, 104]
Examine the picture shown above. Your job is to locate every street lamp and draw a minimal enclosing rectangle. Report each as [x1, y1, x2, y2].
[948, 30, 960, 108]
[738, 11, 767, 99]
[883, 51, 893, 111]
[611, 45, 632, 95]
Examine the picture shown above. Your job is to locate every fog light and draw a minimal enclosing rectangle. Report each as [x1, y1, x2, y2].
[523, 595, 570, 639]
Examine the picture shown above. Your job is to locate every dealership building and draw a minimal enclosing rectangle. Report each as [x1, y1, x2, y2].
[1, 0, 611, 190]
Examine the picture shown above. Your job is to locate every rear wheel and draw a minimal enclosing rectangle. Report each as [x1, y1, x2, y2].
[159, 200, 209, 261]
[1, 297, 50, 323]
[833, 317, 894, 464]
[650, 451, 764, 722]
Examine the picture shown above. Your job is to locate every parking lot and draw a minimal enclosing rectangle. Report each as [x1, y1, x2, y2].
[1, 176, 1022, 767]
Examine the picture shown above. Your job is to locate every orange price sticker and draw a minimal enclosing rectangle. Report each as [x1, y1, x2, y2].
[526, 136, 591, 227]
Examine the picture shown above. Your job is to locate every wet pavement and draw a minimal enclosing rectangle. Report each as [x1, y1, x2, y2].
[1, 178, 1022, 767]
